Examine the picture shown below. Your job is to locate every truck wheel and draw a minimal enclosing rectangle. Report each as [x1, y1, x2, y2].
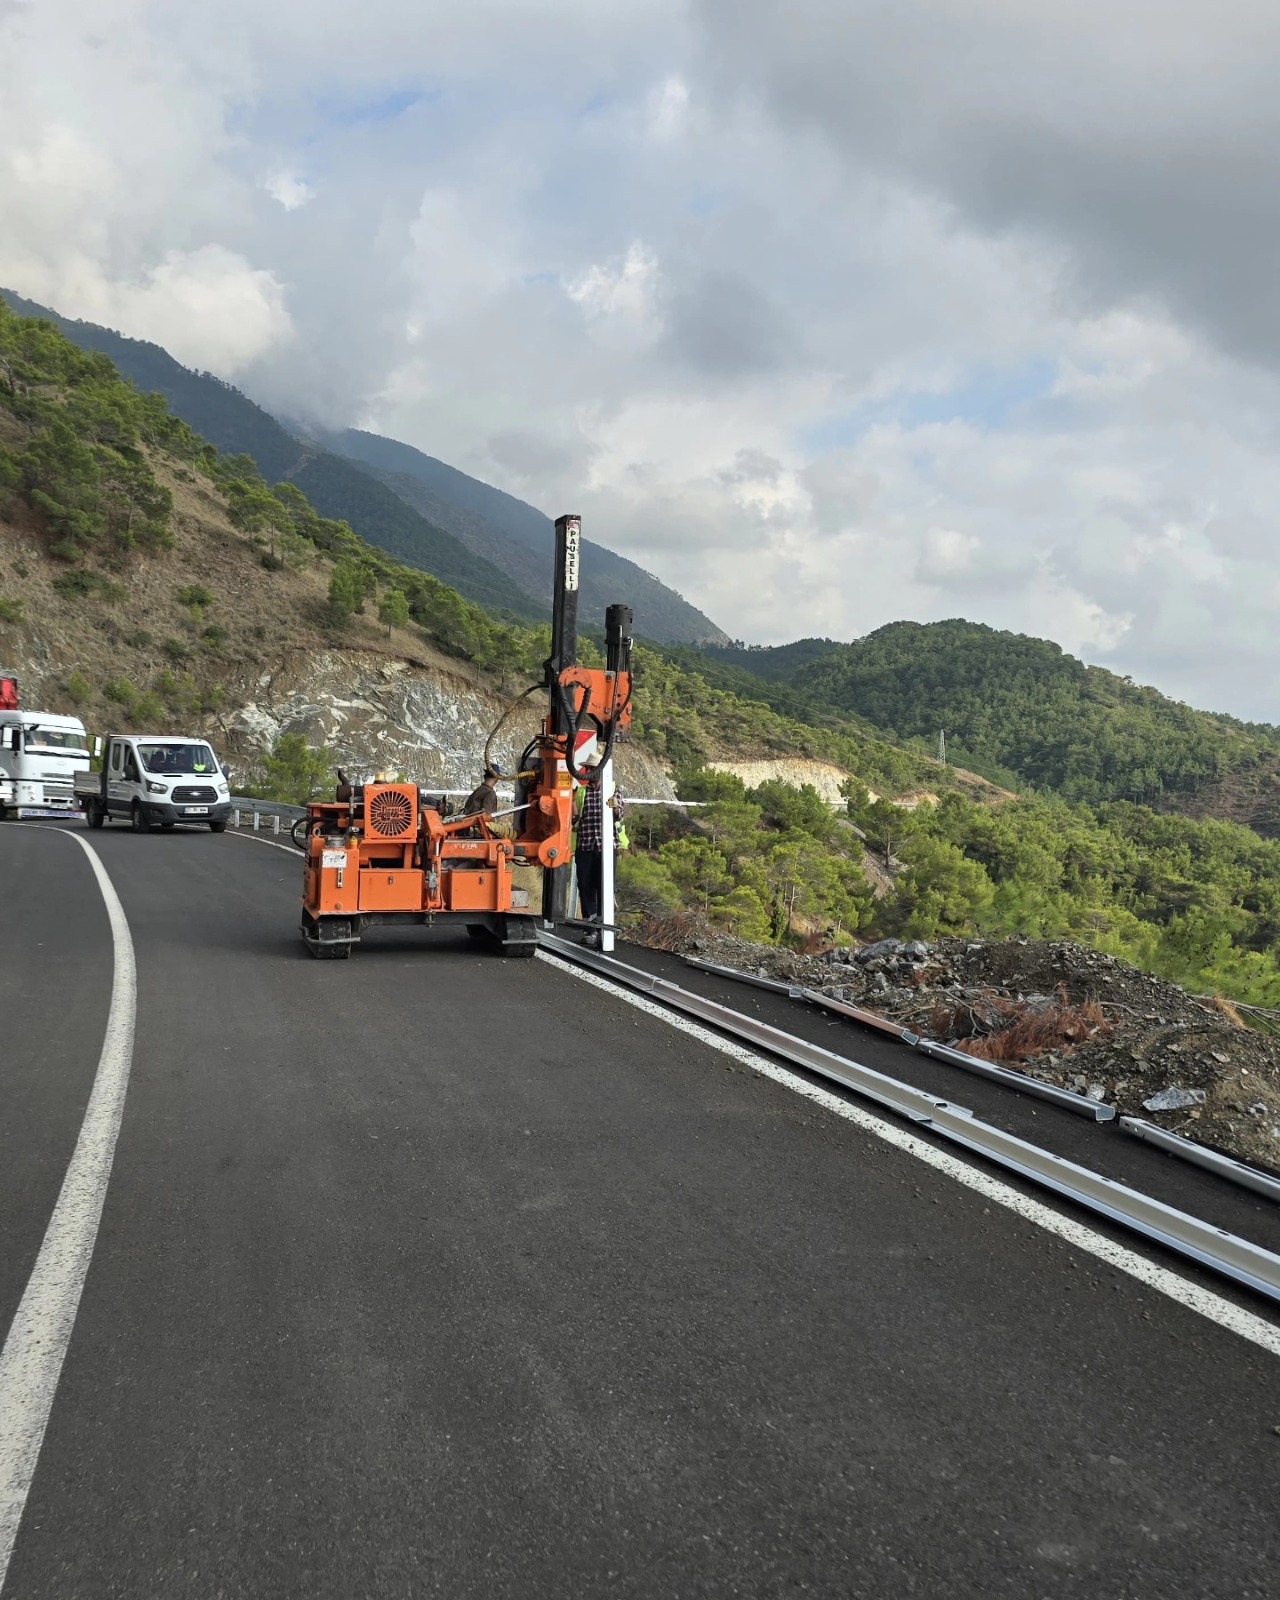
[131, 801, 151, 834]
[87, 801, 104, 830]
[208, 818, 228, 834]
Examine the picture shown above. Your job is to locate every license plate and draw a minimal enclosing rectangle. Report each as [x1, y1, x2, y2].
[184, 806, 209, 815]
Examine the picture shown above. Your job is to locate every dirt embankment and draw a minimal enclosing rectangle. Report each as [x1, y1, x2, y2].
[639, 922, 1280, 1177]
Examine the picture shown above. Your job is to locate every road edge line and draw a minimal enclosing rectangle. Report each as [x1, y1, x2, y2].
[0, 832, 138, 1590]
[537, 950, 1280, 1360]
[225, 830, 300, 855]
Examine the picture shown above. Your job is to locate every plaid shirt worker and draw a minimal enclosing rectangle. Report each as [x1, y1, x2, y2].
[575, 780, 624, 851]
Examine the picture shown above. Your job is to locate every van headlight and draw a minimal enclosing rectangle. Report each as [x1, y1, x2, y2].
[146, 781, 167, 794]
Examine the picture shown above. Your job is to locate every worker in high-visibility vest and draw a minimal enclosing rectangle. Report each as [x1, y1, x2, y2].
[573, 746, 628, 939]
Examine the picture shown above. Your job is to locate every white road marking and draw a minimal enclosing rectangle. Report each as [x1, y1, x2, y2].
[225, 829, 301, 856]
[0, 831, 137, 1591]
[537, 950, 1280, 1360]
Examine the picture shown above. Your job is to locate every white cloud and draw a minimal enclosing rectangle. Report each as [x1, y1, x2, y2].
[98, 247, 294, 375]
[265, 171, 315, 211]
[646, 74, 691, 142]
[566, 242, 663, 346]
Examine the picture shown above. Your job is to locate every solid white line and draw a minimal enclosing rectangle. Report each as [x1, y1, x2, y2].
[536, 950, 1280, 1360]
[225, 829, 301, 856]
[0, 831, 137, 1591]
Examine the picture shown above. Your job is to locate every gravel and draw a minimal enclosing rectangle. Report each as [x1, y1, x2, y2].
[646, 924, 1280, 1177]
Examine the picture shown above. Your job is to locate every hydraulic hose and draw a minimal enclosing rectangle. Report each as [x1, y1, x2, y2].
[482, 682, 544, 774]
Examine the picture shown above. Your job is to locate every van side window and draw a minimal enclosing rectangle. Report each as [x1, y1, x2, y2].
[110, 742, 124, 774]
[123, 750, 140, 783]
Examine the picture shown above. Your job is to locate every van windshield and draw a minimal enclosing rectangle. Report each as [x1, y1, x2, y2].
[139, 743, 220, 776]
[26, 729, 89, 753]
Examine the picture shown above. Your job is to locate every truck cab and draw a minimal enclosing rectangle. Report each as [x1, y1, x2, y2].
[0, 711, 91, 818]
[76, 734, 232, 833]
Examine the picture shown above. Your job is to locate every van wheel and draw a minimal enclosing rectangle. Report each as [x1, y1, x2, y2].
[131, 801, 151, 833]
[87, 801, 104, 830]
[209, 817, 228, 833]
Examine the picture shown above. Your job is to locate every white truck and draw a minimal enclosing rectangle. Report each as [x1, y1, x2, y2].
[74, 733, 232, 832]
[0, 709, 92, 819]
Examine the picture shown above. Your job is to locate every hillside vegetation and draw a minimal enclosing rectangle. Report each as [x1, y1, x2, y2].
[8, 299, 1280, 1007]
[0, 289, 728, 646]
[691, 620, 1280, 830]
[318, 426, 729, 647]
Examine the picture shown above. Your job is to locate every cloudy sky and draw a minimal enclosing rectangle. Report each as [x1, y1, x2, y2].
[4, 0, 1280, 718]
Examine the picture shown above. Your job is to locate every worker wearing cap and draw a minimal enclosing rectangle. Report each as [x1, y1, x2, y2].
[463, 763, 502, 819]
[573, 743, 627, 940]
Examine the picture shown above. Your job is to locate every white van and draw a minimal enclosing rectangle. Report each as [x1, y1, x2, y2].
[0, 711, 91, 818]
[74, 733, 231, 832]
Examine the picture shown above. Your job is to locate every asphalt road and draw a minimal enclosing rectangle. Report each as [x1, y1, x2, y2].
[2, 821, 1280, 1600]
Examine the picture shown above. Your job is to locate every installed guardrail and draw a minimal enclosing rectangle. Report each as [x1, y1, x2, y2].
[539, 932, 1280, 1306]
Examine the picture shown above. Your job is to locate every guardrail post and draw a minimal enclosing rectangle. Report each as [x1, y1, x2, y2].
[233, 809, 241, 828]
[272, 814, 280, 835]
[253, 809, 260, 831]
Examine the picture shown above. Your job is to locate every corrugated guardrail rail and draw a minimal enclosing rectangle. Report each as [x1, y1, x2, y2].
[537, 931, 1280, 1307]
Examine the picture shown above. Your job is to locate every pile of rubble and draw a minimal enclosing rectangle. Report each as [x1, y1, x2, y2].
[646, 922, 1280, 1176]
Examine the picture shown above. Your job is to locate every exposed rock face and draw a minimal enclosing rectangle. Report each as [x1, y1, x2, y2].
[706, 758, 859, 807]
[224, 649, 675, 799]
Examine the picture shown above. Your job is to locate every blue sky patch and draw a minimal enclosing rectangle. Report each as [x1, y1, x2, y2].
[323, 86, 433, 128]
[796, 356, 1058, 454]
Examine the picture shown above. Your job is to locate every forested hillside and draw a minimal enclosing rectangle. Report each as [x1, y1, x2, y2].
[691, 619, 1280, 828]
[316, 427, 730, 647]
[0, 290, 729, 644]
[0, 289, 541, 622]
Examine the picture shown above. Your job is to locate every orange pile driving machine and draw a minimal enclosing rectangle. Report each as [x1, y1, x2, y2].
[299, 515, 632, 958]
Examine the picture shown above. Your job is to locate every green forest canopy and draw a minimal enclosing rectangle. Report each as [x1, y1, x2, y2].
[691, 619, 1280, 810]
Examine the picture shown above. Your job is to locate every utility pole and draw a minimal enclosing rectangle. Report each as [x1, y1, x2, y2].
[939, 728, 946, 765]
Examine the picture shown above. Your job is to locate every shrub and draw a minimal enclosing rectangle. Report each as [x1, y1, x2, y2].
[260, 552, 285, 572]
[162, 638, 190, 663]
[177, 584, 212, 609]
[261, 733, 332, 805]
[53, 569, 125, 601]
[131, 691, 166, 727]
[65, 670, 91, 705]
[0, 596, 24, 623]
[124, 628, 153, 649]
[201, 623, 229, 648]
[102, 676, 138, 708]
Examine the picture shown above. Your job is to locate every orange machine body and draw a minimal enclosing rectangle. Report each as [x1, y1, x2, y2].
[298, 591, 633, 958]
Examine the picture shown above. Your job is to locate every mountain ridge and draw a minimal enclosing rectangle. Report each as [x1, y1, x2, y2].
[691, 619, 1280, 832]
[0, 289, 728, 644]
[310, 425, 730, 646]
